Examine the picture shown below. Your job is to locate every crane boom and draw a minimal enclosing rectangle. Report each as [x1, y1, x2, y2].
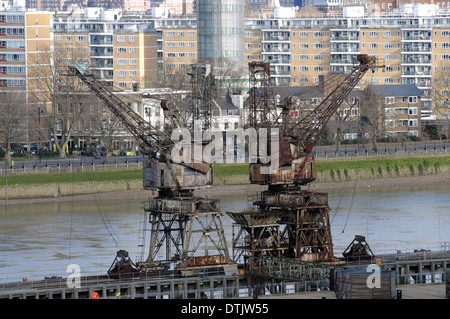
[68, 62, 214, 195]
[282, 54, 381, 156]
[68, 62, 172, 153]
[249, 54, 384, 188]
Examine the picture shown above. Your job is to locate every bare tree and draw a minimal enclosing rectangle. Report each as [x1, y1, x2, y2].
[431, 63, 450, 139]
[0, 92, 27, 163]
[28, 43, 91, 158]
[360, 86, 385, 152]
[331, 96, 361, 152]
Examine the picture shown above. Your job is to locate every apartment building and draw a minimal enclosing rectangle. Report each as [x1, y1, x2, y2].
[242, 5, 450, 125]
[53, 9, 158, 90]
[0, 9, 159, 152]
[367, 84, 423, 138]
[3, 6, 450, 152]
[0, 11, 53, 148]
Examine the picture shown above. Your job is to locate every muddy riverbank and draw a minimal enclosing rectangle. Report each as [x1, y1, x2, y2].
[2, 172, 449, 206]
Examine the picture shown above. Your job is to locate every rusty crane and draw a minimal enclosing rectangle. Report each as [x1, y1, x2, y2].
[69, 62, 235, 276]
[227, 54, 384, 273]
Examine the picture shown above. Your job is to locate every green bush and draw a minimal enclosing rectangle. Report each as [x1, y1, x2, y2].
[0, 148, 5, 159]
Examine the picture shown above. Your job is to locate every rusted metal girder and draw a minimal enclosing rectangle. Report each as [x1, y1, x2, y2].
[137, 197, 235, 275]
[228, 190, 335, 267]
[250, 255, 336, 281]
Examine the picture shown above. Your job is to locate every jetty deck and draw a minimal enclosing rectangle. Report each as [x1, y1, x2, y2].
[1, 250, 449, 299]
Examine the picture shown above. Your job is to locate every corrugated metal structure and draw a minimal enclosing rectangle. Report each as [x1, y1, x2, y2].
[335, 269, 396, 299]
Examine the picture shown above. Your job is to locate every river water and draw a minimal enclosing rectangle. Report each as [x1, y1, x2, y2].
[0, 184, 449, 282]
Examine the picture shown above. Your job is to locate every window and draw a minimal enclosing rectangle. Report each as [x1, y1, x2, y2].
[369, 31, 378, 38]
[129, 35, 136, 42]
[77, 35, 85, 42]
[66, 36, 73, 42]
[314, 32, 323, 38]
[408, 107, 418, 115]
[118, 70, 126, 77]
[129, 59, 137, 65]
[370, 43, 378, 49]
[408, 96, 418, 103]
[385, 120, 397, 128]
[129, 71, 137, 77]
[314, 66, 323, 72]
[384, 43, 393, 49]
[129, 47, 137, 54]
[117, 59, 126, 65]
[385, 108, 396, 116]
[385, 97, 396, 104]
[117, 35, 126, 42]
[117, 47, 127, 53]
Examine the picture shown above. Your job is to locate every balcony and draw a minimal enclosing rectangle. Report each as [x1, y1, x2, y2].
[90, 39, 113, 46]
[268, 58, 291, 64]
[401, 35, 432, 41]
[90, 48, 114, 57]
[401, 56, 431, 64]
[401, 70, 432, 76]
[271, 68, 291, 76]
[402, 78, 430, 88]
[330, 58, 354, 64]
[330, 47, 360, 53]
[91, 60, 114, 69]
[262, 35, 290, 42]
[264, 48, 291, 53]
[401, 45, 431, 53]
[330, 33, 359, 41]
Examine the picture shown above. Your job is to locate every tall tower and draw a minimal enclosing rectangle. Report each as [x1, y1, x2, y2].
[197, 0, 244, 73]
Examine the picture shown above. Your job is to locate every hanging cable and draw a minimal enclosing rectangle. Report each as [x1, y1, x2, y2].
[85, 167, 120, 246]
[68, 162, 75, 260]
